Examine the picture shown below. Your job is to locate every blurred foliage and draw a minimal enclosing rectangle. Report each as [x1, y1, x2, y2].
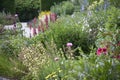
[15, 0, 67, 21]
[39, 47, 120, 80]
[51, 1, 75, 15]
[0, 11, 16, 25]
[0, 0, 15, 13]
[96, 6, 120, 57]
[19, 42, 50, 79]
[0, 53, 26, 79]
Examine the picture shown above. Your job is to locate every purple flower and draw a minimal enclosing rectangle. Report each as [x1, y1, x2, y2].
[66, 43, 73, 47]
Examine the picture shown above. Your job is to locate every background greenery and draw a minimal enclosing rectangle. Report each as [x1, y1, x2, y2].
[0, 0, 15, 13]
[15, 0, 67, 21]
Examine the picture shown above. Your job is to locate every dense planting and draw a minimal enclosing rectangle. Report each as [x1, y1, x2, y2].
[0, 0, 120, 80]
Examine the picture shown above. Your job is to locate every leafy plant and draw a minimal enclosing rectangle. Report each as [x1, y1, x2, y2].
[19, 42, 50, 79]
[0, 11, 16, 25]
[0, 53, 26, 79]
[51, 1, 74, 15]
[95, 6, 120, 58]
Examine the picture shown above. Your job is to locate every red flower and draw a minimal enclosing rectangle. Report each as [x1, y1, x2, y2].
[97, 47, 107, 56]
[102, 47, 107, 54]
[97, 48, 103, 56]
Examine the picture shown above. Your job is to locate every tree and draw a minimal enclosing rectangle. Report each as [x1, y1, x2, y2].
[0, 0, 15, 13]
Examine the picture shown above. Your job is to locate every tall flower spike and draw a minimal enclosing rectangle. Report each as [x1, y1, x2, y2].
[50, 13, 57, 22]
[38, 25, 41, 33]
[45, 15, 48, 29]
[33, 28, 37, 36]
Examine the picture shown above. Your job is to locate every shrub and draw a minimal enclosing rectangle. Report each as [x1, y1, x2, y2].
[0, 53, 26, 79]
[41, 47, 120, 80]
[0, 12, 16, 25]
[95, 6, 120, 58]
[15, 0, 67, 21]
[33, 15, 95, 55]
[51, 1, 75, 15]
[0, 21, 26, 56]
[19, 42, 50, 79]
[0, 0, 15, 13]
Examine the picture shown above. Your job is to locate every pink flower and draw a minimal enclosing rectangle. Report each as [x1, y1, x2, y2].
[102, 47, 107, 54]
[97, 48, 103, 56]
[66, 43, 73, 47]
[97, 47, 107, 56]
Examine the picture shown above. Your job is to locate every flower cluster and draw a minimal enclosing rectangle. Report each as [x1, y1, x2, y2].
[27, 11, 57, 38]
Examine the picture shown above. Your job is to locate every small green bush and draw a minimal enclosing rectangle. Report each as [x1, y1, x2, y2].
[0, 12, 15, 25]
[0, 54, 26, 79]
[19, 42, 50, 79]
[51, 1, 75, 15]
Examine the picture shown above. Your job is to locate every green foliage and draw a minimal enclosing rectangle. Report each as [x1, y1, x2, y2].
[15, 0, 67, 21]
[51, 1, 75, 15]
[15, 0, 40, 21]
[95, 6, 120, 56]
[0, 0, 15, 13]
[109, 0, 120, 8]
[33, 15, 95, 55]
[41, 0, 67, 11]
[19, 42, 50, 79]
[59, 52, 120, 80]
[105, 6, 120, 29]
[0, 54, 25, 79]
[0, 21, 28, 56]
[0, 12, 15, 25]
[38, 59, 61, 80]
[39, 47, 120, 80]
